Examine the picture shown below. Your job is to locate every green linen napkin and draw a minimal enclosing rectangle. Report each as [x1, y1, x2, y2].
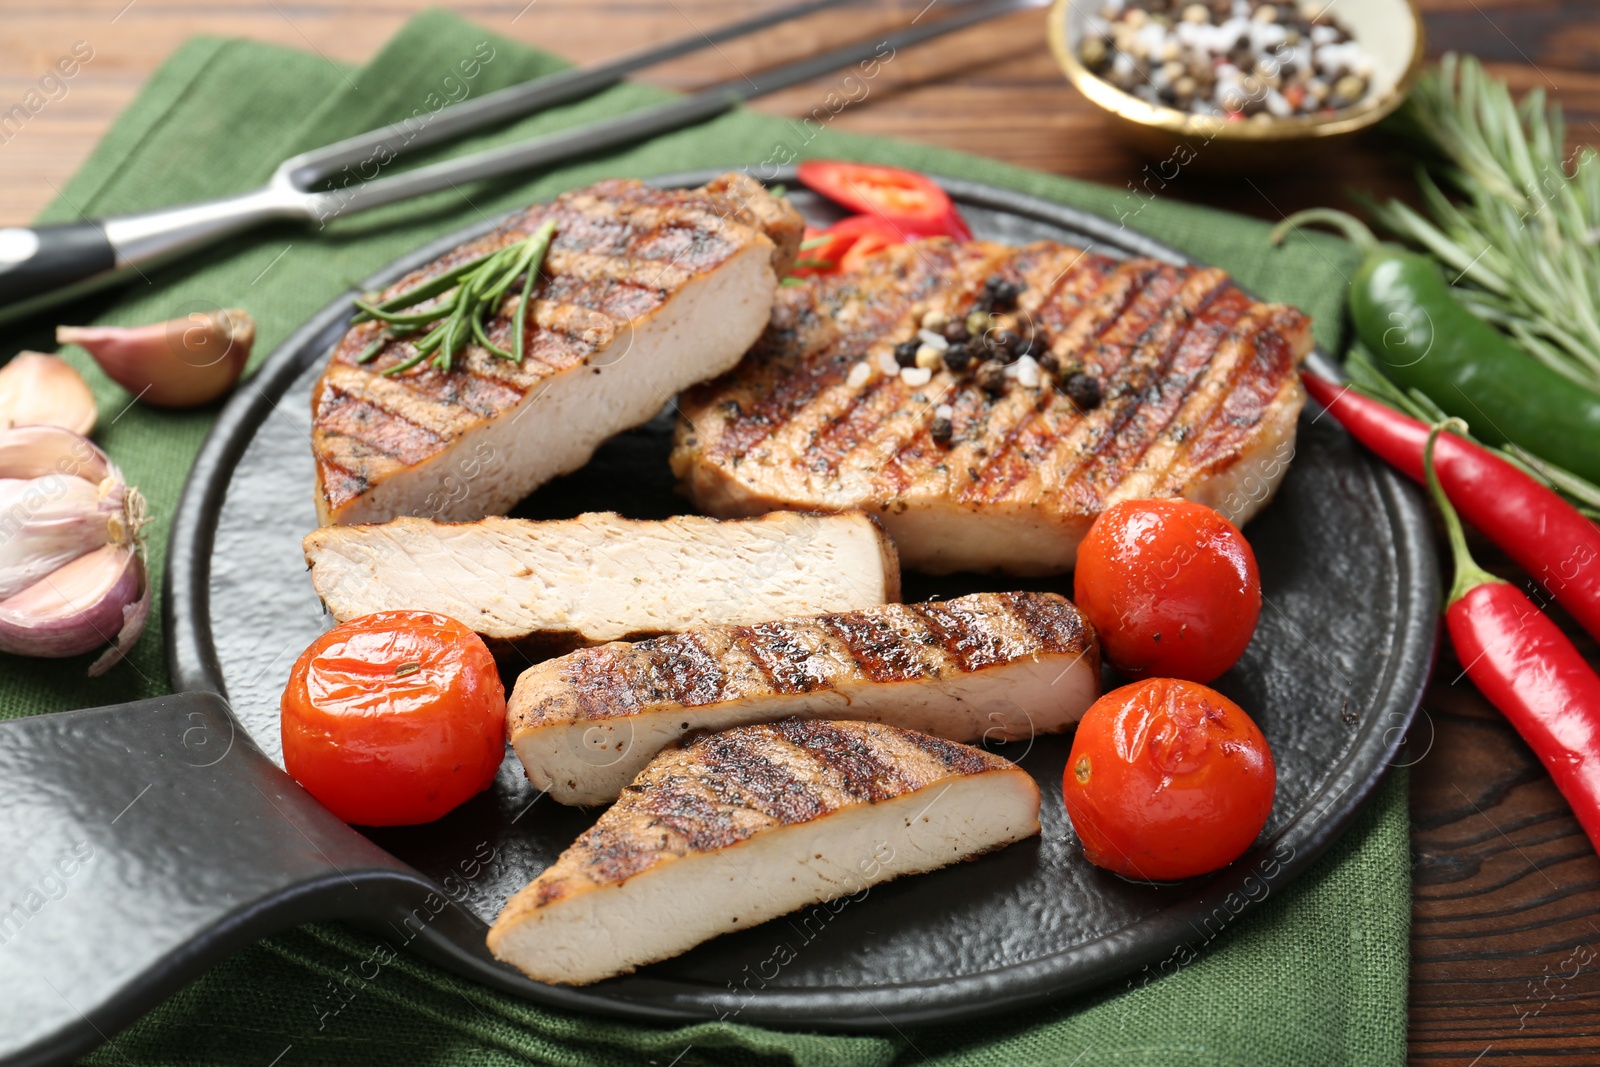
[4, 9, 1406, 1065]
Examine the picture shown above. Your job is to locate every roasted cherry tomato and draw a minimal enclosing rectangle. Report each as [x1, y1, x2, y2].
[1073, 498, 1261, 683]
[1063, 678, 1275, 881]
[796, 161, 971, 240]
[281, 611, 506, 826]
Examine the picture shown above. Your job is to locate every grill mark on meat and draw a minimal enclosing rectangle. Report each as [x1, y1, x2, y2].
[314, 387, 446, 465]
[1048, 260, 1164, 372]
[906, 599, 1019, 672]
[640, 776, 753, 856]
[954, 259, 1173, 505]
[998, 591, 1092, 655]
[1179, 311, 1302, 476]
[773, 718, 903, 802]
[694, 242, 963, 469]
[898, 729, 993, 777]
[817, 609, 929, 683]
[1054, 270, 1232, 510]
[628, 632, 727, 708]
[694, 729, 829, 824]
[1133, 302, 1285, 498]
[1076, 288, 1258, 505]
[551, 646, 639, 722]
[730, 621, 833, 694]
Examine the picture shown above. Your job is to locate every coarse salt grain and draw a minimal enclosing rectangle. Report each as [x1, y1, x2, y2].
[877, 350, 900, 375]
[935, 403, 954, 419]
[918, 329, 950, 351]
[1012, 355, 1042, 389]
[900, 366, 933, 387]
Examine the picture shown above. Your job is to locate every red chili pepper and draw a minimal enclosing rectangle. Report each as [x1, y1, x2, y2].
[796, 161, 972, 240]
[1424, 423, 1600, 855]
[1304, 370, 1600, 644]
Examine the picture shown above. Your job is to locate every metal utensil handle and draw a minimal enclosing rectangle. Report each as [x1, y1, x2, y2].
[276, 0, 857, 188]
[304, 0, 1039, 219]
[0, 187, 309, 328]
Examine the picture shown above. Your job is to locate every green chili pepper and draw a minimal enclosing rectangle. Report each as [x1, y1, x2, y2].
[1273, 209, 1600, 484]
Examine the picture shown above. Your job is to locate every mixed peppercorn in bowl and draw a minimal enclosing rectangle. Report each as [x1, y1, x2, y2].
[1048, 0, 1425, 170]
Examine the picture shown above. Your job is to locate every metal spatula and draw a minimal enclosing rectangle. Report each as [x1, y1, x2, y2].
[0, 0, 1041, 326]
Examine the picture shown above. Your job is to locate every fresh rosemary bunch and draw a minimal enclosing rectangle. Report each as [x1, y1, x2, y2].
[352, 219, 557, 376]
[1370, 53, 1600, 394]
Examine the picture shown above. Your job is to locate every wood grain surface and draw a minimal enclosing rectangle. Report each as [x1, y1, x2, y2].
[4, 1, 1600, 1062]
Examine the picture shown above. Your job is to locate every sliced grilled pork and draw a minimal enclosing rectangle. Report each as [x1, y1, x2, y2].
[672, 238, 1312, 574]
[488, 718, 1040, 985]
[313, 173, 803, 525]
[302, 510, 899, 661]
[508, 590, 1098, 805]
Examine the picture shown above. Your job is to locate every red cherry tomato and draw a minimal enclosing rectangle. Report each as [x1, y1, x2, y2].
[281, 611, 506, 826]
[796, 161, 971, 239]
[1063, 678, 1275, 881]
[1073, 498, 1261, 683]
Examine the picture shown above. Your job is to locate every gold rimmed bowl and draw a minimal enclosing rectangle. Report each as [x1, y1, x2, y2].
[1048, 0, 1426, 173]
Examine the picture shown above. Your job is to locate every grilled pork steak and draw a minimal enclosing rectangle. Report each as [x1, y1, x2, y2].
[302, 511, 900, 661]
[672, 238, 1312, 573]
[487, 719, 1040, 985]
[312, 173, 802, 525]
[508, 590, 1098, 805]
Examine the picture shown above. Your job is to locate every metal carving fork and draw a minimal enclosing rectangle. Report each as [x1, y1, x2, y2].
[0, 0, 1043, 325]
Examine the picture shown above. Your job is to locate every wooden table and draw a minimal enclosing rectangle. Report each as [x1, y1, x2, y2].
[4, 2, 1599, 1062]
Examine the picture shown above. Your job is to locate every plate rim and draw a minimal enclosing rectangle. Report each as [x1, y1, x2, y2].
[164, 166, 1438, 1030]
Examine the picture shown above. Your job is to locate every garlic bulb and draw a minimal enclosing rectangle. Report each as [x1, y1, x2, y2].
[0, 425, 149, 675]
[0, 352, 97, 434]
[57, 308, 254, 409]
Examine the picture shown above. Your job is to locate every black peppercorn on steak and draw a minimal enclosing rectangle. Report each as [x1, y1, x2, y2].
[487, 719, 1041, 985]
[508, 590, 1098, 806]
[671, 238, 1313, 574]
[302, 510, 900, 661]
[312, 173, 803, 525]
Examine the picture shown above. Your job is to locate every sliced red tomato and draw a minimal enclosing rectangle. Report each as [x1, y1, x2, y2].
[797, 161, 971, 240]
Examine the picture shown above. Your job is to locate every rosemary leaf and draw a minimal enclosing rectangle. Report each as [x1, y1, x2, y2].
[372, 221, 556, 377]
[1377, 54, 1600, 394]
[352, 247, 498, 324]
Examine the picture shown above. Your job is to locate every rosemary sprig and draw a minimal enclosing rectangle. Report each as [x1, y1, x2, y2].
[354, 220, 556, 377]
[1372, 53, 1600, 394]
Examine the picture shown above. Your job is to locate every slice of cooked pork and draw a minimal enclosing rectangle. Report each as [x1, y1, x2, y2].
[508, 590, 1098, 806]
[487, 718, 1040, 985]
[313, 173, 803, 525]
[671, 238, 1312, 573]
[302, 510, 900, 661]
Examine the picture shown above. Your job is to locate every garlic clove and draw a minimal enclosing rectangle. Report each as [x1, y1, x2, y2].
[0, 475, 115, 600]
[0, 352, 97, 435]
[88, 562, 151, 677]
[0, 543, 145, 659]
[57, 308, 255, 409]
[0, 424, 114, 483]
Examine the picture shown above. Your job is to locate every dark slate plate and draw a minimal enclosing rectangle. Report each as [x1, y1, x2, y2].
[163, 170, 1437, 1030]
